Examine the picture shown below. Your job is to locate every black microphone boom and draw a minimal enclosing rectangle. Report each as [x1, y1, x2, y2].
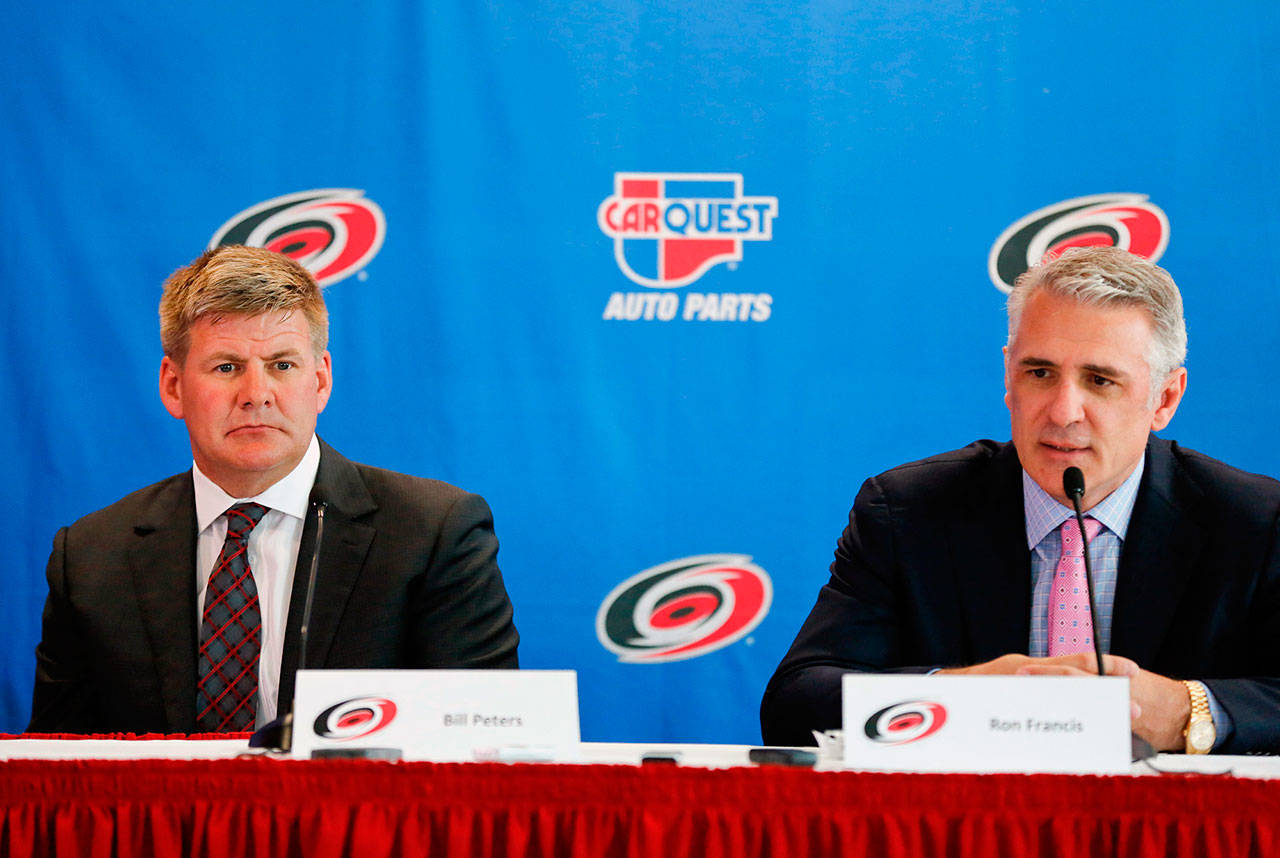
[297, 501, 328, 673]
[1061, 467, 1105, 677]
[278, 500, 327, 752]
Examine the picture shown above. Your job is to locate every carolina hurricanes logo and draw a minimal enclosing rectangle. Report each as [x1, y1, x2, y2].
[312, 696, 398, 741]
[210, 189, 386, 286]
[598, 173, 778, 288]
[596, 553, 772, 663]
[988, 193, 1169, 293]
[864, 701, 948, 746]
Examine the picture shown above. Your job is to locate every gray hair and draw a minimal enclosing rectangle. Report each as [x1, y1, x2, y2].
[1007, 246, 1187, 386]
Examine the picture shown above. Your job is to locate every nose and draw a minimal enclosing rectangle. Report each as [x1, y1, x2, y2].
[1046, 379, 1084, 427]
[238, 363, 274, 409]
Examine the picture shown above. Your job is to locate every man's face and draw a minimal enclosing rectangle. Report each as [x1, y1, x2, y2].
[1004, 290, 1186, 509]
[159, 311, 332, 498]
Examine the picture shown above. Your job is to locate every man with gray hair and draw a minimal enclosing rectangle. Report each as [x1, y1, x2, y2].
[29, 245, 519, 734]
[762, 246, 1280, 754]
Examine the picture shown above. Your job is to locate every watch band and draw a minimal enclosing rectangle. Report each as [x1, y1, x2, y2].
[1182, 679, 1215, 754]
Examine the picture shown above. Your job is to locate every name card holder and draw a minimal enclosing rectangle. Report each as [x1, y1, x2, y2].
[842, 674, 1131, 774]
[291, 669, 580, 762]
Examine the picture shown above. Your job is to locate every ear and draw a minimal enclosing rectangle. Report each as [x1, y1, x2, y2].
[1002, 345, 1012, 412]
[315, 351, 333, 414]
[1149, 367, 1187, 432]
[159, 356, 184, 419]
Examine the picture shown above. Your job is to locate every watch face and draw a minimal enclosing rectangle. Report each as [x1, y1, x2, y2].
[1188, 719, 1215, 752]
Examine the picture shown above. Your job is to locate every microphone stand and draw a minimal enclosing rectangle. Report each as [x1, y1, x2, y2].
[278, 500, 327, 753]
[1063, 468, 1153, 761]
[1063, 469, 1106, 678]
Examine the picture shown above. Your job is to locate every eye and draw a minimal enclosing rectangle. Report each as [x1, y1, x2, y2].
[1028, 368, 1050, 379]
[214, 363, 236, 374]
[274, 361, 295, 371]
[1090, 374, 1114, 388]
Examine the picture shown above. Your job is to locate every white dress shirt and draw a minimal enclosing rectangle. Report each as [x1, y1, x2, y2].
[192, 435, 320, 727]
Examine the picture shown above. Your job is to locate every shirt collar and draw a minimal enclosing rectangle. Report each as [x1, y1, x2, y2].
[193, 435, 321, 532]
[1021, 454, 1145, 549]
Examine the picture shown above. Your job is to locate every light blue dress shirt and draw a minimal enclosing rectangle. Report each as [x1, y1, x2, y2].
[1023, 460, 1143, 658]
[1021, 458, 1228, 748]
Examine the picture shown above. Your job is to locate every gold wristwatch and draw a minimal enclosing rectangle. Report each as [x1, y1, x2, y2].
[1182, 680, 1215, 754]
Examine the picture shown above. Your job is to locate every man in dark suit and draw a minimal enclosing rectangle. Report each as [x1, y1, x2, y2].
[29, 246, 518, 734]
[762, 246, 1280, 755]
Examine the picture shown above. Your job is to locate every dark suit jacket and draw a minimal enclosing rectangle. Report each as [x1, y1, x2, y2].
[760, 436, 1280, 753]
[28, 440, 519, 733]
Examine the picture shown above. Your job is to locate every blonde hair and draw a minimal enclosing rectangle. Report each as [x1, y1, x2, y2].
[159, 246, 328, 363]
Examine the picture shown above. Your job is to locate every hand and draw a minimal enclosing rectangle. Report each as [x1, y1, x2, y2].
[936, 652, 1137, 679]
[1126, 669, 1191, 752]
[1006, 653, 1142, 723]
[943, 653, 1192, 751]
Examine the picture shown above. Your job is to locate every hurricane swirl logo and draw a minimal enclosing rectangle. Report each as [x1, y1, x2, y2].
[598, 173, 778, 288]
[210, 188, 386, 286]
[596, 554, 772, 663]
[312, 696, 398, 741]
[863, 701, 948, 746]
[988, 193, 1169, 293]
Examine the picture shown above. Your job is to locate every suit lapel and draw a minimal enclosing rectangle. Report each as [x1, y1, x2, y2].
[278, 440, 377, 709]
[128, 474, 200, 731]
[1111, 438, 1206, 666]
[949, 443, 1032, 661]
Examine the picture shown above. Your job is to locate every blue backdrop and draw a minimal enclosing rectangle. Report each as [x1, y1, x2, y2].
[3, 0, 1278, 742]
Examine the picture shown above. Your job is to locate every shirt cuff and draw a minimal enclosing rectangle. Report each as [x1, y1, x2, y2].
[1202, 684, 1233, 751]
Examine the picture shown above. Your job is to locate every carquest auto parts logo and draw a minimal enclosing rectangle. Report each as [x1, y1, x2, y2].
[598, 172, 778, 322]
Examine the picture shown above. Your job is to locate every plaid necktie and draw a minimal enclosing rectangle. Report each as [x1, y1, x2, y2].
[196, 502, 269, 732]
[1048, 515, 1101, 656]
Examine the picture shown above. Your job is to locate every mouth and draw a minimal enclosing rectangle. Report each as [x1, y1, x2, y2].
[228, 424, 281, 435]
[1040, 441, 1089, 455]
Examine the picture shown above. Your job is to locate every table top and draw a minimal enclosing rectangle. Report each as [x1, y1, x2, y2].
[2, 737, 1277, 779]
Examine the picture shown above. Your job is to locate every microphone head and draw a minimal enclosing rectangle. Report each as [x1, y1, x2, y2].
[1062, 467, 1086, 500]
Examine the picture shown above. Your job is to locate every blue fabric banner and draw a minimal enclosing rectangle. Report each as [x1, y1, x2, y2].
[3, 0, 1278, 741]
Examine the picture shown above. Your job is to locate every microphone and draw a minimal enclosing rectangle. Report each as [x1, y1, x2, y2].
[1062, 466, 1086, 507]
[280, 499, 327, 751]
[1061, 468, 1105, 677]
[1062, 467, 1155, 762]
[253, 500, 327, 752]
[296, 500, 328, 675]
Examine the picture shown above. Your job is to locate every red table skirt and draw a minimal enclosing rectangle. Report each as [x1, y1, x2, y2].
[3, 757, 1279, 858]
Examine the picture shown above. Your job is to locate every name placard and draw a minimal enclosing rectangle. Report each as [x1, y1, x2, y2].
[841, 674, 1130, 774]
[291, 669, 580, 761]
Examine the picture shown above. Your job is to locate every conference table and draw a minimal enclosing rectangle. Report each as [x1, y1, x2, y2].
[3, 735, 1279, 857]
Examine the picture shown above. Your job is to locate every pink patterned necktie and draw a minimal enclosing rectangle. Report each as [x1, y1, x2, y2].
[1048, 516, 1102, 656]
